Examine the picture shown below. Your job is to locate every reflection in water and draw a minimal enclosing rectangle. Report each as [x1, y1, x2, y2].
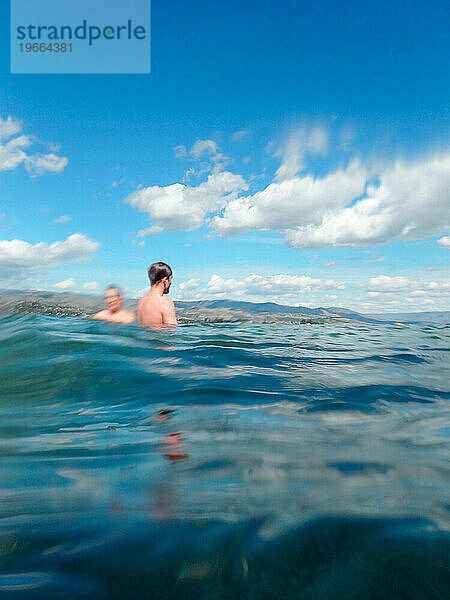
[161, 431, 189, 462]
[0, 315, 448, 598]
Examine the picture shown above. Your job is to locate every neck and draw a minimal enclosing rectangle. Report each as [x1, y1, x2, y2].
[150, 283, 165, 296]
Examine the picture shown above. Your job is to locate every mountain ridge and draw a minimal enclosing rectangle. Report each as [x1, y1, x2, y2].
[0, 290, 448, 323]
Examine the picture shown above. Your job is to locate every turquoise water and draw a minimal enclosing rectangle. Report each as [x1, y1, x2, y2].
[0, 314, 449, 599]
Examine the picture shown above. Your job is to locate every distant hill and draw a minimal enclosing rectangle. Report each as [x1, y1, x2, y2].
[0, 290, 448, 324]
[174, 300, 385, 323]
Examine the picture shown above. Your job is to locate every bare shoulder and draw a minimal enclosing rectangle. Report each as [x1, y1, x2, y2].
[162, 297, 175, 308]
[92, 310, 108, 320]
[122, 310, 136, 323]
[161, 297, 177, 325]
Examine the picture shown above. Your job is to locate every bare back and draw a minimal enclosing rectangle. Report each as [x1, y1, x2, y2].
[137, 292, 177, 328]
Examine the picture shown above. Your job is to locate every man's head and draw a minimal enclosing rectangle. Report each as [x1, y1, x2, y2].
[104, 285, 123, 313]
[148, 262, 173, 294]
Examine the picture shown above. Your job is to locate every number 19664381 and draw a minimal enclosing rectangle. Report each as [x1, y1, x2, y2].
[19, 43, 73, 52]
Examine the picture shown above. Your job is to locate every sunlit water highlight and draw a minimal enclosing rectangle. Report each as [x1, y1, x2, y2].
[0, 314, 449, 599]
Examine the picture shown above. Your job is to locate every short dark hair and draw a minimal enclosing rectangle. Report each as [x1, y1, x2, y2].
[148, 262, 172, 285]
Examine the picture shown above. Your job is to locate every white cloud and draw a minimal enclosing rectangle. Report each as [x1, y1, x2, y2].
[425, 281, 450, 291]
[338, 126, 354, 151]
[274, 126, 328, 182]
[0, 233, 99, 276]
[175, 139, 227, 163]
[130, 129, 450, 250]
[213, 160, 366, 237]
[47, 142, 61, 153]
[126, 170, 248, 231]
[0, 116, 22, 139]
[0, 116, 68, 175]
[174, 145, 187, 159]
[213, 154, 450, 248]
[232, 130, 248, 142]
[178, 278, 200, 291]
[54, 277, 76, 290]
[25, 153, 68, 175]
[437, 236, 450, 248]
[190, 139, 219, 159]
[367, 275, 450, 295]
[0, 135, 31, 171]
[55, 215, 71, 223]
[283, 155, 450, 248]
[207, 273, 344, 296]
[111, 177, 126, 188]
[173, 273, 345, 303]
[82, 281, 100, 291]
[137, 225, 163, 237]
[368, 275, 410, 292]
[363, 274, 450, 311]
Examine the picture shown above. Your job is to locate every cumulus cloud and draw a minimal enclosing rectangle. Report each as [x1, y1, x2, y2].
[368, 274, 450, 295]
[55, 215, 71, 224]
[131, 129, 450, 249]
[368, 275, 410, 292]
[0, 233, 99, 277]
[173, 273, 345, 303]
[126, 170, 248, 231]
[437, 235, 450, 248]
[0, 116, 68, 175]
[207, 273, 344, 296]
[173, 269, 448, 310]
[364, 274, 450, 312]
[212, 160, 366, 237]
[213, 154, 450, 248]
[54, 277, 76, 290]
[178, 278, 200, 291]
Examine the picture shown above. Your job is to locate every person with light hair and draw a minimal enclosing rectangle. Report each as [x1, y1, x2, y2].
[92, 285, 135, 324]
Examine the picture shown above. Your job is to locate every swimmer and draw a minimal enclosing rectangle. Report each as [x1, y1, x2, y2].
[137, 262, 177, 328]
[92, 285, 135, 324]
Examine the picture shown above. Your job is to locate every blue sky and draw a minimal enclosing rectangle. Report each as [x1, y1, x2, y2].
[0, 0, 449, 312]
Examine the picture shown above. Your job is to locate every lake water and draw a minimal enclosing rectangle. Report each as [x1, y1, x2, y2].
[0, 314, 449, 599]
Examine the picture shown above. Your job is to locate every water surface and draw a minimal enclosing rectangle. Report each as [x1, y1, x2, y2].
[0, 315, 449, 598]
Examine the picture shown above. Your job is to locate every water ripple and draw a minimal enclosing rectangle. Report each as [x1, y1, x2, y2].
[0, 315, 448, 599]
